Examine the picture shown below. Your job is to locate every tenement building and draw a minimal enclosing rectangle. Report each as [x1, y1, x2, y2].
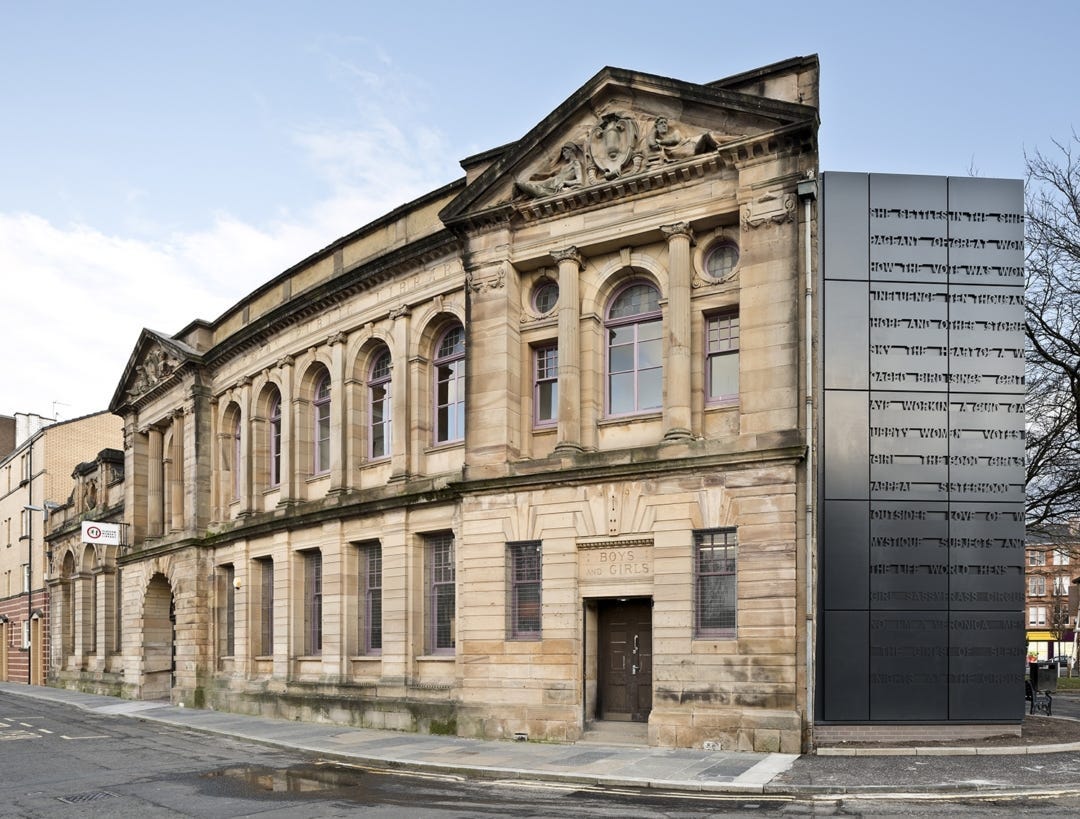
[104, 57, 819, 752]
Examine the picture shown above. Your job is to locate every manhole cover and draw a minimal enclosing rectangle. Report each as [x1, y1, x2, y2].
[57, 791, 119, 804]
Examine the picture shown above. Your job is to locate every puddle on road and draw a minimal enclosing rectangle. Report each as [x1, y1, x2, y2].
[202, 762, 367, 796]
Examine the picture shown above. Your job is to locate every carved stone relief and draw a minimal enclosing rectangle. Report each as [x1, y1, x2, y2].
[742, 190, 796, 229]
[587, 113, 641, 183]
[513, 113, 722, 200]
[127, 344, 181, 399]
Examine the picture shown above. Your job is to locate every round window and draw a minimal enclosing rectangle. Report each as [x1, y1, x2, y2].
[533, 280, 559, 314]
[705, 242, 739, 281]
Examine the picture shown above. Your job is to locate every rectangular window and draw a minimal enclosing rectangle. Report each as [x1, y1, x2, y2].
[426, 533, 455, 654]
[1028, 550, 1047, 567]
[359, 543, 382, 655]
[694, 528, 737, 638]
[508, 541, 542, 639]
[1030, 606, 1047, 627]
[533, 345, 558, 426]
[255, 557, 274, 656]
[706, 311, 740, 402]
[218, 565, 235, 657]
[1054, 550, 1070, 566]
[1029, 575, 1046, 596]
[1055, 575, 1070, 596]
[303, 551, 322, 655]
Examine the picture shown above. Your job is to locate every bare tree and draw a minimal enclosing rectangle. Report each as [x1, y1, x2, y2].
[1025, 136, 1080, 533]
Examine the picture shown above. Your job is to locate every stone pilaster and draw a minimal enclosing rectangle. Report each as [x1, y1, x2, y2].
[553, 247, 584, 454]
[662, 222, 694, 440]
[146, 426, 163, 538]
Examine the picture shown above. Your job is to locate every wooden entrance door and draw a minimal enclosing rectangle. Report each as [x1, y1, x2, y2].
[598, 599, 652, 722]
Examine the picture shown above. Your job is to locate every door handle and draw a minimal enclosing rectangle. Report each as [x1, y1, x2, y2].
[633, 634, 639, 654]
[632, 663, 639, 675]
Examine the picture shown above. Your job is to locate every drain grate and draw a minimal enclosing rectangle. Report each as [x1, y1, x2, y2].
[57, 791, 119, 805]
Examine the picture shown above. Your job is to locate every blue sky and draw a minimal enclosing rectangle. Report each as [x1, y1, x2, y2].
[2, 1, 1076, 420]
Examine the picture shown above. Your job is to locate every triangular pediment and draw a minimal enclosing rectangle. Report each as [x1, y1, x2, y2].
[109, 329, 203, 412]
[440, 63, 818, 227]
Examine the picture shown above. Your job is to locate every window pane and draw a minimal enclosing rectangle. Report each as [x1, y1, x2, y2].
[609, 343, 634, 373]
[537, 381, 556, 422]
[638, 319, 662, 341]
[609, 372, 635, 414]
[639, 336, 662, 368]
[638, 367, 662, 409]
[709, 354, 739, 399]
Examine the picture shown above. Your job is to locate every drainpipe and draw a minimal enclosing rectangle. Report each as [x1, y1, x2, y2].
[797, 175, 818, 732]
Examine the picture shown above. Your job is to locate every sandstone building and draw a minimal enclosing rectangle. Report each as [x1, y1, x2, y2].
[86, 57, 820, 752]
[0, 411, 122, 683]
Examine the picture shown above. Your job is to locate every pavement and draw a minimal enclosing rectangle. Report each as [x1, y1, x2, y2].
[4, 681, 1080, 801]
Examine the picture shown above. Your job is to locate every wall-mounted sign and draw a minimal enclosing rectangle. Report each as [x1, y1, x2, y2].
[82, 521, 121, 546]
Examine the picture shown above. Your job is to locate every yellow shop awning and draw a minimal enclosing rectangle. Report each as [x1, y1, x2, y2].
[1026, 630, 1070, 641]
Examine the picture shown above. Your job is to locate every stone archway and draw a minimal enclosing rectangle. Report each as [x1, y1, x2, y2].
[142, 573, 175, 700]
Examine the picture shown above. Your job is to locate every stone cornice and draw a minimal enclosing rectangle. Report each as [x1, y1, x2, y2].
[163, 441, 806, 552]
[204, 229, 461, 373]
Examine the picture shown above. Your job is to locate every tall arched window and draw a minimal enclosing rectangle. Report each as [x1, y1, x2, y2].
[369, 348, 392, 459]
[434, 324, 465, 443]
[313, 371, 331, 475]
[606, 282, 662, 415]
[268, 390, 282, 487]
[231, 414, 242, 501]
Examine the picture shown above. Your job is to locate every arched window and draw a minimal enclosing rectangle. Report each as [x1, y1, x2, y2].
[369, 348, 392, 459]
[313, 371, 331, 474]
[231, 414, 242, 501]
[605, 282, 662, 415]
[268, 390, 282, 487]
[434, 324, 465, 443]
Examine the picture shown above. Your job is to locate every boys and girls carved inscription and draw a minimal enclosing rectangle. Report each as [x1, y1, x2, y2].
[818, 173, 1025, 723]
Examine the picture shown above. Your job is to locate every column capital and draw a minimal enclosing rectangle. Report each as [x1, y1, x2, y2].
[550, 247, 584, 268]
[660, 222, 695, 244]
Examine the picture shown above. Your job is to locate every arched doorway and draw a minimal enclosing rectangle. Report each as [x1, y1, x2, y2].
[61, 552, 76, 665]
[142, 573, 175, 700]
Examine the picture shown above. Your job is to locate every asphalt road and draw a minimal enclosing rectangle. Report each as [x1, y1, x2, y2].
[5, 691, 1080, 817]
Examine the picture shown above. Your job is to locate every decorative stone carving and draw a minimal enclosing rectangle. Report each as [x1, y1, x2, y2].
[466, 265, 507, 293]
[388, 303, 411, 320]
[82, 479, 98, 512]
[514, 143, 584, 199]
[587, 113, 641, 183]
[513, 114, 724, 202]
[647, 117, 717, 164]
[660, 222, 695, 244]
[127, 344, 180, 398]
[742, 190, 796, 229]
[550, 247, 584, 269]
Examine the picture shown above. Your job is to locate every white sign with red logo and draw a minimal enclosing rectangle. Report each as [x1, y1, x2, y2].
[82, 521, 121, 546]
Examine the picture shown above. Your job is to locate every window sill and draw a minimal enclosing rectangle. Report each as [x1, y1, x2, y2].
[305, 472, 331, 484]
[598, 410, 662, 427]
[425, 440, 463, 454]
[416, 654, 456, 661]
[705, 399, 739, 410]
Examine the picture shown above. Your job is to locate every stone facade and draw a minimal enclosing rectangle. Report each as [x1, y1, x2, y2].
[102, 57, 819, 751]
[0, 411, 122, 684]
[44, 448, 126, 695]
